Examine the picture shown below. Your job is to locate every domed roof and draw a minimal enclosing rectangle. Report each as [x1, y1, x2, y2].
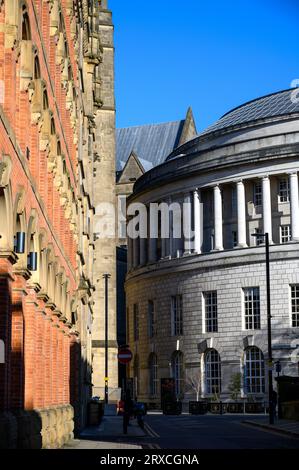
[200, 88, 299, 137]
[134, 88, 299, 194]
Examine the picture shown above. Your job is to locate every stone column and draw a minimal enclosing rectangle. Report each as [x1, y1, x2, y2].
[213, 185, 223, 251]
[183, 193, 192, 254]
[290, 172, 299, 241]
[237, 180, 247, 247]
[149, 208, 158, 263]
[193, 189, 202, 254]
[262, 176, 273, 243]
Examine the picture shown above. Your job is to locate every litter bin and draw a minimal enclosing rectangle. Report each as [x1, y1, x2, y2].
[88, 399, 104, 426]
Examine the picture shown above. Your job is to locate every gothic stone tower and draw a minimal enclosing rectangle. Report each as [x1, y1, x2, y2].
[92, 0, 118, 399]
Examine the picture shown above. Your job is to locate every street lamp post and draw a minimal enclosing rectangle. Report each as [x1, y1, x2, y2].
[252, 232, 274, 424]
[103, 273, 111, 405]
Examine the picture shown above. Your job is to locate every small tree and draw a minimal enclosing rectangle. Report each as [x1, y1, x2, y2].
[185, 368, 202, 401]
[228, 373, 241, 400]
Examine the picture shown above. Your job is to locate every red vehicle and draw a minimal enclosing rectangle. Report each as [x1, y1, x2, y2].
[117, 400, 125, 416]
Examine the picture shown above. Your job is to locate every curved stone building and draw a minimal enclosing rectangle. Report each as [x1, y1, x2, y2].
[126, 89, 299, 406]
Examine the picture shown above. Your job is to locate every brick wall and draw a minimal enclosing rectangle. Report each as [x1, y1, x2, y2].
[0, 0, 80, 444]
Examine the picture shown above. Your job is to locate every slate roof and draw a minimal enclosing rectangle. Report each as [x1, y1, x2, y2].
[116, 120, 185, 172]
[200, 89, 299, 137]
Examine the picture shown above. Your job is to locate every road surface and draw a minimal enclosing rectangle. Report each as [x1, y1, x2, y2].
[142, 413, 299, 449]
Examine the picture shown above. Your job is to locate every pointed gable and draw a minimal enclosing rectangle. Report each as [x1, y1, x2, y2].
[179, 107, 197, 146]
[116, 110, 198, 178]
[117, 151, 145, 184]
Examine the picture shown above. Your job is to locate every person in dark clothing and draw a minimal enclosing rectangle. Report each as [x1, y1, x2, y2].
[272, 390, 278, 419]
[123, 391, 134, 434]
[134, 401, 146, 429]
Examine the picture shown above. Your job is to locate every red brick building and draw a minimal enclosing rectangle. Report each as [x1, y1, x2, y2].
[0, 0, 103, 448]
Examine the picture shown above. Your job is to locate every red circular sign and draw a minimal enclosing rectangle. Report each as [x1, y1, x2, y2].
[118, 348, 133, 364]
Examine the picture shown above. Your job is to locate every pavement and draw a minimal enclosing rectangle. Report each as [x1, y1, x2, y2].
[63, 416, 146, 450]
[243, 417, 299, 438]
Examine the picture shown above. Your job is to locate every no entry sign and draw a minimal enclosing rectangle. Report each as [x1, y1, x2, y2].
[118, 348, 133, 365]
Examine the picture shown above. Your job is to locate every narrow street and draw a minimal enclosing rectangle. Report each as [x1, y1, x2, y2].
[142, 414, 299, 449]
[66, 414, 299, 450]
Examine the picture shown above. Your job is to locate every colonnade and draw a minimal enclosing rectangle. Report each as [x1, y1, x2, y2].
[128, 173, 299, 269]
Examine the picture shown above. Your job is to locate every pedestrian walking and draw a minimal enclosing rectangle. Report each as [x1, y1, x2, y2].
[134, 401, 146, 429]
[272, 390, 278, 419]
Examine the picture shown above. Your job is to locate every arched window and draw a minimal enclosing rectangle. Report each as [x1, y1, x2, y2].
[171, 351, 184, 398]
[133, 354, 140, 399]
[245, 347, 265, 394]
[205, 349, 221, 395]
[148, 353, 158, 397]
[43, 89, 49, 110]
[64, 39, 69, 58]
[59, 12, 64, 33]
[34, 55, 41, 80]
[51, 117, 56, 135]
[22, 6, 31, 41]
[14, 213, 25, 254]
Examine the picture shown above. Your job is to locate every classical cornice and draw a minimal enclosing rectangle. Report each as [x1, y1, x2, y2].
[133, 142, 299, 198]
[125, 242, 299, 286]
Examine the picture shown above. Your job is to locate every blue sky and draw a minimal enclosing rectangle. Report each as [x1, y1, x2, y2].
[110, 0, 298, 133]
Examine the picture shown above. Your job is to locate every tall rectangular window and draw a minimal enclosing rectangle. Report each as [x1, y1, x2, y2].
[243, 287, 260, 330]
[253, 182, 262, 207]
[278, 178, 290, 203]
[171, 295, 183, 336]
[203, 291, 218, 333]
[254, 228, 264, 246]
[291, 285, 299, 327]
[280, 225, 291, 244]
[133, 304, 139, 341]
[232, 230, 238, 248]
[148, 300, 155, 338]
